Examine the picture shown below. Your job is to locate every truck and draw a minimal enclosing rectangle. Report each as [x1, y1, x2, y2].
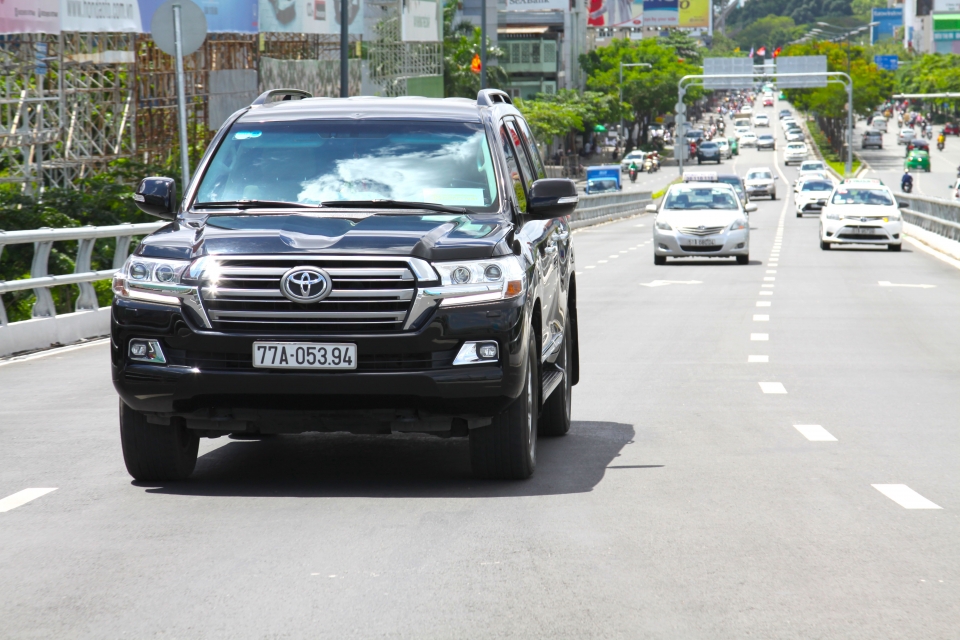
[584, 165, 622, 194]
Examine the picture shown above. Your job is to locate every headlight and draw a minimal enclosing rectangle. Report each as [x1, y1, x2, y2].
[729, 219, 747, 231]
[428, 256, 525, 307]
[112, 255, 191, 305]
[655, 219, 672, 231]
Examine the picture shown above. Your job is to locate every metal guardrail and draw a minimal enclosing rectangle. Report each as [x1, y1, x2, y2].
[569, 190, 652, 229]
[893, 193, 960, 243]
[0, 222, 165, 326]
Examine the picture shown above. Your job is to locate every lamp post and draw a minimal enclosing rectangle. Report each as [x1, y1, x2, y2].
[619, 62, 652, 148]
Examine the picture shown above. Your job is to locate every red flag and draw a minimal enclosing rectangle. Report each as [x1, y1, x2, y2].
[756, 46, 767, 56]
[470, 54, 481, 74]
[773, 47, 782, 58]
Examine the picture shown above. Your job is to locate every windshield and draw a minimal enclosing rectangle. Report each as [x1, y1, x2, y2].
[802, 181, 834, 191]
[664, 186, 739, 210]
[195, 120, 499, 211]
[746, 170, 772, 180]
[831, 188, 894, 206]
[717, 177, 744, 194]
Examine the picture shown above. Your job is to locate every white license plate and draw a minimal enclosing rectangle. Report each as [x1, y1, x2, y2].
[689, 237, 718, 246]
[253, 342, 357, 370]
[850, 227, 881, 235]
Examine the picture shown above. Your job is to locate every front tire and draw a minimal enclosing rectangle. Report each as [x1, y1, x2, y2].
[470, 334, 538, 479]
[654, 254, 667, 265]
[119, 401, 198, 481]
[888, 243, 902, 251]
[820, 238, 831, 250]
[736, 255, 749, 265]
[540, 329, 572, 437]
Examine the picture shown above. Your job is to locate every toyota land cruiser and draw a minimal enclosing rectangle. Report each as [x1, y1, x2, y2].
[113, 89, 580, 481]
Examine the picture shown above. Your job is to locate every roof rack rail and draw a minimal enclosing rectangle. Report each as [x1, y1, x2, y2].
[250, 89, 312, 107]
[476, 89, 513, 107]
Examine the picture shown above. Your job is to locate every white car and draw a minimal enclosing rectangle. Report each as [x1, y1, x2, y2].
[649, 182, 756, 265]
[715, 138, 732, 159]
[784, 142, 808, 165]
[796, 160, 828, 182]
[785, 129, 804, 143]
[744, 167, 778, 200]
[898, 128, 916, 145]
[795, 177, 834, 217]
[734, 126, 751, 138]
[620, 150, 646, 173]
[754, 114, 770, 127]
[740, 105, 754, 115]
[782, 118, 797, 128]
[794, 172, 831, 192]
[819, 179, 903, 251]
[739, 132, 758, 147]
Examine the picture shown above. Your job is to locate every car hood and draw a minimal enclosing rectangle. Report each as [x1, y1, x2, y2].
[823, 204, 897, 218]
[136, 212, 515, 262]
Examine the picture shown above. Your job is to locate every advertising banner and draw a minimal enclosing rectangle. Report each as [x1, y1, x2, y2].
[871, 7, 902, 43]
[140, 0, 257, 33]
[677, 0, 708, 29]
[934, 0, 960, 11]
[643, 0, 676, 27]
[0, 0, 60, 33]
[62, 0, 142, 32]
[402, 0, 439, 42]
[507, 0, 567, 11]
[259, 0, 358, 34]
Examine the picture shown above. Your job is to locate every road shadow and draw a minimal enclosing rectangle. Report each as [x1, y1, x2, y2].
[139, 421, 636, 498]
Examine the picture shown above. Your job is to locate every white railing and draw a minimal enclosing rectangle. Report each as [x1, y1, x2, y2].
[0, 222, 165, 327]
[894, 193, 960, 244]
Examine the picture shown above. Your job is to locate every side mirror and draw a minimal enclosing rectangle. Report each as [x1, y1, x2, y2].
[897, 201, 908, 209]
[527, 178, 578, 219]
[134, 177, 177, 220]
[745, 203, 758, 213]
[645, 203, 658, 213]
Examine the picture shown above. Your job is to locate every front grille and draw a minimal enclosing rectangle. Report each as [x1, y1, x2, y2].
[199, 257, 417, 334]
[679, 244, 724, 252]
[679, 225, 726, 236]
[164, 348, 456, 372]
[837, 233, 887, 241]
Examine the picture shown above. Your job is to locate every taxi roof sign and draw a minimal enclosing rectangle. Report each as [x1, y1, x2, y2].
[840, 178, 884, 185]
[682, 171, 719, 182]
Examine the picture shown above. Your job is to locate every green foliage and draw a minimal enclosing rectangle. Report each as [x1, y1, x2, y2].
[808, 118, 861, 175]
[897, 54, 960, 103]
[706, 33, 744, 57]
[1, 159, 163, 323]
[514, 90, 619, 145]
[726, 0, 853, 29]
[442, 1, 508, 98]
[733, 16, 804, 50]
[850, 0, 886, 21]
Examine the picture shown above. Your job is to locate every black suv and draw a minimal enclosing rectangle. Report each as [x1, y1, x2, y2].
[114, 89, 580, 481]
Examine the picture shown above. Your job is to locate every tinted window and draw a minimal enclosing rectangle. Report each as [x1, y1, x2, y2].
[504, 120, 535, 188]
[802, 181, 834, 191]
[500, 124, 527, 214]
[514, 118, 546, 180]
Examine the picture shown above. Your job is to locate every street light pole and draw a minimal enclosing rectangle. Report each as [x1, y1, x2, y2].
[619, 62, 652, 149]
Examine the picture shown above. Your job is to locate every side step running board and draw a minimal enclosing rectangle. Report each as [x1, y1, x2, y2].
[541, 367, 564, 402]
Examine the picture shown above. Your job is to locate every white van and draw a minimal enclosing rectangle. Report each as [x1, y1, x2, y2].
[872, 116, 887, 132]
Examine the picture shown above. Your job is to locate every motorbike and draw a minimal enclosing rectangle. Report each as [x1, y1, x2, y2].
[642, 158, 652, 174]
[650, 154, 660, 172]
[938, 139, 945, 151]
[902, 180, 913, 194]
[926, 128, 933, 140]
[629, 168, 638, 183]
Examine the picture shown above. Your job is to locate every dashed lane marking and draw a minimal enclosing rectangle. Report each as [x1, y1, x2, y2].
[759, 382, 787, 394]
[598, 260, 608, 263]
[872, 484, 942, 510]
[756, 301, 771, 307]
[794, 425, 837, 442]
[878, 281, 935, 289]
[764, 277, 776, 281]
[760, 291, 773, 296]
[586, 266, 596, 269]
[748, 355, 769, 363]
[639, 280, 703, 288]
[762, 284, 775, 288]
[0, 488, 57, 513]
[753, 314, 769, 321]
[609, 255, 620, 259]
[766, 270, 777, 274]
[751, 333, 769, 341]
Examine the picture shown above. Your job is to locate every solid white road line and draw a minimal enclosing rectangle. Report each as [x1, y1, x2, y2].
[878, 281, 935, 289]
[872, 484, 942, 509]
[794, 425, 837, 441]
[756, 301, 771, 307]
[0, 338, 109, 368]
[751, 333, 769, 341]
[759, 382, 787, 394]
[0, 488, 57, 513]
[748, 355, 769, 363]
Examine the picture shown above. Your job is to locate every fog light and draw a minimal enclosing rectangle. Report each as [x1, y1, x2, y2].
[736, 243, 745, 249]
[478, 343, 498, 359]
[129, 339, 166, 364]
[453, 341, 499, 365]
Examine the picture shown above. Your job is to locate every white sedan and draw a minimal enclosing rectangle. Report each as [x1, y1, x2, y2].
[785, 129, 804, 142]
[620, 150, 646, 172]
[819, 179, 903, 251]
[784, 142, 808, 165]
[795, 177, 834, 217]
[739, 132, 759, 147]
[754, 114, 770, 127]
[898, 128, 916, 145]
[649, 182, 756, 265]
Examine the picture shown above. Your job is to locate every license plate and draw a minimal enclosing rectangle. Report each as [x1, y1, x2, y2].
[689, 237, 718, 246]
[849, 227, 881, 235]
[253, 342, 357, 370]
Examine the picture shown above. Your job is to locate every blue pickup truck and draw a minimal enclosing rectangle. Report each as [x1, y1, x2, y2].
[584, 165, 622, 195]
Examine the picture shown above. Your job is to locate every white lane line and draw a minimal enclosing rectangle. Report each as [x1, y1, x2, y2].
[762, 284, 775, 288]
[794, 425, 837, 441]
[766, 270, 777, 274]
[0, 338, 109, 368]
[751, 333, 769, 341]
[878, 281, 935, 289]
[619, 250, 628, 254]
[753, 314, 769, 321]
[0, 488, 57, 513]
[760, 291, 773, 296]
[759, 382, 787, 394]
[872, 484, 942, 510]
[609, 255, 620, 259]
[748, 355, 769, 363]
[635, 223, 645, 227]
[756, 301, 771, 307]
[586, 265, 596, 269]
[576, 271, 584, 275]
[764, 277, 776, 281]
[639, 279, 702, 288]
[769, 262, 779, 266]
[598, 260, 608, 263]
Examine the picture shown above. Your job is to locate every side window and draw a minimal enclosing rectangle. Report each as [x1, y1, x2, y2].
[515, 118, 546, 180]
[500, 124, 527, 214]
[505, 120, 536, 188]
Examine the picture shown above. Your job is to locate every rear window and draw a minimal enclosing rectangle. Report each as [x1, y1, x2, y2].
[802, 181, 833, 191]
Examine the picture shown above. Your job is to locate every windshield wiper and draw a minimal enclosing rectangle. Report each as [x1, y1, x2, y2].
[193, 200, 319, 210]
[320, 200, 469, 215]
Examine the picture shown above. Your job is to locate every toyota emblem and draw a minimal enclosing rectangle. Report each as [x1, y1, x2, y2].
[280, 266, 331, 303]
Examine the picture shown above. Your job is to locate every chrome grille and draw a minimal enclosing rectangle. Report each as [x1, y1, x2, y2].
[679, 225, 726, 236]
[199, 257, 417, 334]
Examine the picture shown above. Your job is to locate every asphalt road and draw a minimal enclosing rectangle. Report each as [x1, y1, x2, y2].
[857, 117, 960, 197]
[1, 113, 959, 639]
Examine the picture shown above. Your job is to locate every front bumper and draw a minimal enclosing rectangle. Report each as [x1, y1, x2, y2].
[111, 296, 529, 420]
[796, 197, 828, 214]
[820, 219, 903, 245]
[653, 228, 749, 258]
[784, 153, 806, 163]
[746, 183, 775, 196]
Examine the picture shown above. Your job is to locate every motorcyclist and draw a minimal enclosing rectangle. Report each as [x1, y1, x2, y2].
[938, 132, 945, 149]
[901, 170, 913, 192]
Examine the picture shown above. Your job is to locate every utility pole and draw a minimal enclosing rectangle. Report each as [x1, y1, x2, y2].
[340, 0, 349, 97]
[480, 0, 487, 89]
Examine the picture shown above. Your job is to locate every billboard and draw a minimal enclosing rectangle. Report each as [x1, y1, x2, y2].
[643, 0, 677, 27]
[586, 0, 641, 27]
[402, 0, 439, 42]
[1, 0, 60, 33]
[678, 0, 708, 28]
[874, 54, 898, 71]
[508, 0, 567, 10]
[871, 7, 903, 43]
[934, 0, 960, 11]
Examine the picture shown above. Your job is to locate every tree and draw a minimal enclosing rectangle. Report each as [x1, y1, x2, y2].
[442, 1, 508, 98]
[726, 0, 854, 30]
[514, 90, 619, 147]
[733, 16, 804, 51]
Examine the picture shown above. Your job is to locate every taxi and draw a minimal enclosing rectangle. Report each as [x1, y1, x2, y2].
[905, 148, 930, 172]
[819, 179, 903, 251]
